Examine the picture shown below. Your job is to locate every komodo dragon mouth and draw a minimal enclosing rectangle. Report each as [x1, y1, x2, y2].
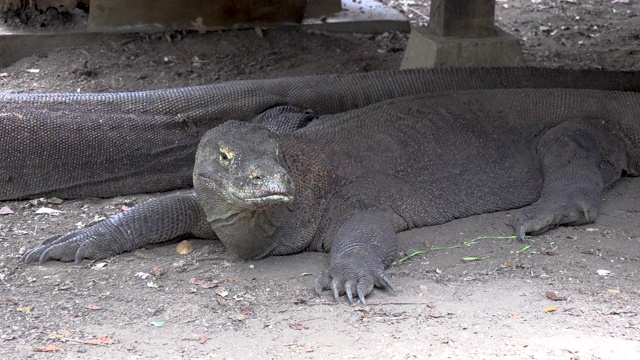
[196, 171, 294, 210]
[241, 193, 293, 206]
[227, 183, 293, 208]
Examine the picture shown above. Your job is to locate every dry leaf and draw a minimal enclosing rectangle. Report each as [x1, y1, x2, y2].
[92, 262, 108, 270]
[18, 305, 34, 313]
[176, 240, 194, 255]
[152, 265, 165, 277]
[84, 305, 103, 310]
[546, 291, 567, 301]
[200, 333, 208, 344]
[597, 269, 611, 276]
[289, 322, 310, 330]
[183, 335, 199, 341]
[544, 306, 557, 313]
[608, 289, 621, 294]
[508, 313, 522, 319]
[427, 309, 443, 318]
[34, 344, 65, 352]
[84, 336, 116, 345]
[57, 329, 72, 337]
[240, 306, 253, 315]
[35, 207, 63, 214]
[0, 206, 14, 215]
[47, 197, 64, 204]
[188, 278, 220, 289]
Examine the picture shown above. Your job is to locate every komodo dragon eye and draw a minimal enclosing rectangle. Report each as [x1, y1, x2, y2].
[218, 146, 235, 165]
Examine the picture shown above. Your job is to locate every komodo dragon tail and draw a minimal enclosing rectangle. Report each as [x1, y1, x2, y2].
[2, 67, 640, 200]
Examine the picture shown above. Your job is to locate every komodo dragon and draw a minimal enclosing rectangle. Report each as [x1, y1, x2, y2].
[2, 67, 640, 201]
[24, 88, 640, 304]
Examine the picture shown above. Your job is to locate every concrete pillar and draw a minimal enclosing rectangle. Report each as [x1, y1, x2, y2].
[401, 0, 524, 68]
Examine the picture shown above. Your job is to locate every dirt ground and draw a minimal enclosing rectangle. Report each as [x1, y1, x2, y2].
[1, 0, 640, 359]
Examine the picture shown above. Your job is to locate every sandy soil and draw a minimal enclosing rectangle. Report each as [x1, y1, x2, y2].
[1, 1, 639, 359]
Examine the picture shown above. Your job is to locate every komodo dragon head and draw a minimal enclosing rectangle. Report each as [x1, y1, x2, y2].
[193, 120, 295, 259]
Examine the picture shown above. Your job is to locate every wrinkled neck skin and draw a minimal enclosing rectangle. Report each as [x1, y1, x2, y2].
[199, 190, 281, 260]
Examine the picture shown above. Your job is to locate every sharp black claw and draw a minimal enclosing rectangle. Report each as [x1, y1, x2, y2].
[23, 249, 39, 264]
[314, 271, 330, 297]
[39, 247, 53, 264]
[345, 283, 354, 305]
[75, 245, 87, 264]
[380, 272, 395, 292]
[331, 281, 340, 303]
[357, 288, 366, 306]
[314, 279, 324, 298]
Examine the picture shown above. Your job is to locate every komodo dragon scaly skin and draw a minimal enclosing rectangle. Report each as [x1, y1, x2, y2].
[2, 67, 640, 200]
[24, 88, 640, 304]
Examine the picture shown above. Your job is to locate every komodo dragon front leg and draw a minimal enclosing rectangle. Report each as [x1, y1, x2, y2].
[22, 193, 214, 263]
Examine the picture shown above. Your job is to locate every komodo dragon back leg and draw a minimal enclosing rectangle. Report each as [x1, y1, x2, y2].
[22, 193, 214, 264]
[513, 118, 629, 239]
[315, 211, 398, 305]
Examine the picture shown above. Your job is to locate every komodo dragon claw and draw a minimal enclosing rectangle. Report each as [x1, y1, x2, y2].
[314, 269, 394, 305]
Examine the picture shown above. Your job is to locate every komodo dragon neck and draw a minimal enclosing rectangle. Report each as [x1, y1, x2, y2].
[207, 199, 281, 260]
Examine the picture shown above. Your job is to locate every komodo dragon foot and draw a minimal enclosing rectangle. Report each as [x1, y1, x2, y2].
[313, 211, 397, 305]
[513, 177, 601, 241]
